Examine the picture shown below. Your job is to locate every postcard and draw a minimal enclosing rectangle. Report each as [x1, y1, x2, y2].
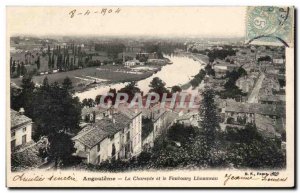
[6, 6, 295, 188]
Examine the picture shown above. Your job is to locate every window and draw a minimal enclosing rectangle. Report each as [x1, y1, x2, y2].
[11, 140, 16, 149]
[22, 135, 27, 145]
[97, 144, 100, 152]
[84, 146, 88, 152]
[11, 131, 15, 138]
[23, 127, 27, 132]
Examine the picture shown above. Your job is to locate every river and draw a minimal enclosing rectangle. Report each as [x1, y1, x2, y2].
[75, 54, 205, 101]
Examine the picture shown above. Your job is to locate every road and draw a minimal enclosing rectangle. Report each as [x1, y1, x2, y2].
[247, 73, 265, 103]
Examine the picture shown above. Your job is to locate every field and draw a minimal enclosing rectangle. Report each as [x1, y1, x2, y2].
[11, 65, 161, 91]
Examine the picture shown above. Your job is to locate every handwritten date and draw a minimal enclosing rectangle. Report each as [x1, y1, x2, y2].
[69, 8, 121, 18]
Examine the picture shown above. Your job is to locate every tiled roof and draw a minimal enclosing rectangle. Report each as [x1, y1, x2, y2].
[259, 95, 285, 102]
[255, 114, 281, 138]
[11, 109, 32, 130]
[225, 102, 285, 117]
[152, 110, 167, 122]
[119, 108, 141, 119]
[81, 106, 107, 116]
[177, 112, 198, 121]
[73, 113, 131, 148]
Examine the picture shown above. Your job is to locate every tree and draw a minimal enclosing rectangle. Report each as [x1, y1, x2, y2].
[82, 98, 95, 107]
[225, 123, 285, 169]
[36, 56, 41, 70]
[15, 75, 35, 117]
[10, 57, 13, 74]
[47, 132, 76, 168]
[32, 77, 81, 139]
[48, 54, 52, 69]
[20, 63, 27, 76]
[199, 88, 220, 146]
[205, 64, 215, 76]
[167, 123, 196, 147]
[11, 60, 16, 74]
[190, 69, 206, 88]
[149, 77, 169, 98]
[142, 117, 154, 140]
[171, 85, 182, 93]
[118, 81, 141, 102]
[62, 77, 74, 94]
[17, 64, 21, 77]
[51, 53, 55, 69]
[95, 95, 102, 105]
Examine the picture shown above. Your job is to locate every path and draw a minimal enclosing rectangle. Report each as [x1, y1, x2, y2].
[247, 73, 265, 103]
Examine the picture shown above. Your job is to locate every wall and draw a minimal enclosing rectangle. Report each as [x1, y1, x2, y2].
[11, 123, 32, 147]
[131, 113, 142, 156]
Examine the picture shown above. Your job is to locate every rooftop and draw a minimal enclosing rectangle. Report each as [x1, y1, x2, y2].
[225, 102, 285, 117]
[255, 114, 281, 138]
[11, 109, 32, 130]
[73, 112, 131, 148]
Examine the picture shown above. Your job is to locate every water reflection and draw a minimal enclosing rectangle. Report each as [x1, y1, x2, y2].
[76, 54, 204, 100]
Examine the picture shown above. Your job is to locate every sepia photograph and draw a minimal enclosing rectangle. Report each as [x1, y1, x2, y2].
[5, 5, 295, 188]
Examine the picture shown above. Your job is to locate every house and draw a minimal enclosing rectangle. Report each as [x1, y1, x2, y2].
[73, 109, 142, 164]
[213, 61, 238, 78]
[142, 109, 177, 150]
[236, 75, 257, 93]
[273, 58, 285, 65]
[10, 109, 33, 149]
[258, 94, 285, 105]
[142, 104, 169, 138]
[152, 110, 169, 138]
[124, 59, 139, 67]
[255, 114, 282, 139]
[224, 102, 285, 124]
[214, 68, 227, 78]
[223, 101, 286, 135]
[176, 111, 200, 127]
[81, 106, 111, 122]
[147, 59, 166, 65]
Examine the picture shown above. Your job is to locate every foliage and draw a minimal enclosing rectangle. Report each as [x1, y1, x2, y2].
[95, 43, 125, 59]
[257, 55, 272, 62]
[143, 43, 164, 59]
[171, 85, 182, 93]
[225, 123, 285, 169]
[142, 117, 154, 140]
[199, 88, 220, 145]
[218, 67, 247, 99]
[32, 77, 81, 138]
[11, 75, 35, 117]
[48, 132, 76, 168]
[149, 77, 169, 98]
[205, 64, 215, 76]
[224, 124, 262, 143]
[207, 48, 236, 62]
[190, 69, 206, 88]
[82, 98, 96, 107]
[167, 123, 196, 147]
[118, 81, 141, 102]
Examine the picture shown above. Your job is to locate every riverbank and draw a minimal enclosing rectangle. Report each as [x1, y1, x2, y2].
[75, 54, 206, 101]
[10, 64, 163, 92]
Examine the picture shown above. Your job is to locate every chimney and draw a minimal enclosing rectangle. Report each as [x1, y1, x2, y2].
[19, 108, 25, 115]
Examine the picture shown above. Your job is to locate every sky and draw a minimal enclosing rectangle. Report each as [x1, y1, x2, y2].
[7, 7, 247, 38]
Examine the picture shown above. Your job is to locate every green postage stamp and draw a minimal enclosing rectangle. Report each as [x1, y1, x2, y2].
[246, 6, 294, 47]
